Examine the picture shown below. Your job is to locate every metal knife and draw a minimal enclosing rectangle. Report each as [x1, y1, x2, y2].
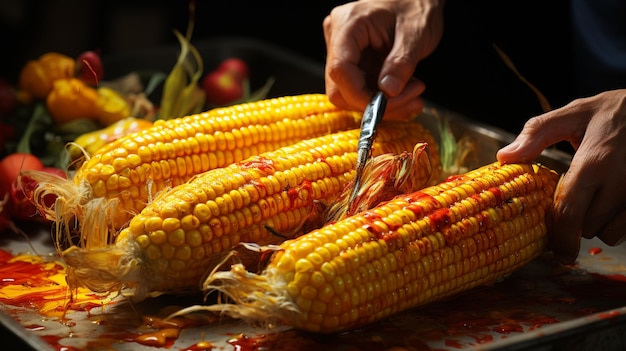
[346, 91, 387, 212]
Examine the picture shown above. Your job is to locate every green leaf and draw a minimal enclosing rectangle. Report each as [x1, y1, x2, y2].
[222, 77, 276, 107]
[437, 116, 458, 173]
[16, 103, 52, 155]
[158, 29, 205, 120]
[247, 77, 275, 102]
[144, 72, 168, 96]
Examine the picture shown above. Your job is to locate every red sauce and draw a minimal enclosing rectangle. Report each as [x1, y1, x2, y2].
[597, 310, 621, 319]
[404, 191, 436, 205]
[444, 339, 464, 348]
[489, 186, 503, 205]
[240, 156, 275, 173]
[286, 180, 312, 209]
[183, 340, 215, 351]
[472, 333, 494, 344]
[492, 324, 524, 334]
[4, 233, 626, 351]
[24, 324, 45, 331]
[0, 249, 111, 318]
[317, 157, 342, 176]
[133, 328, 179, 347]
[444, 175, 468, 183]
[40, 335, 80, 351]
[228, 333, 272, 351]
[588, 247, 603, 255]
[529, 317, 559, 329]
[428, 207, 451, 232]
[362, 211, 382, 224]
[600, 274, 626, 283]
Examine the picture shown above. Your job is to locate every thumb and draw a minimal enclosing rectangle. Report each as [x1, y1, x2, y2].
[497, 131, 545, 164]
[497, 109, 585, 164]
[497, 118, 552, 164]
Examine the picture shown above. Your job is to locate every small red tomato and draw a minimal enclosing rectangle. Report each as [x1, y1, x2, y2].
[0, 153, 44, 196]
[5, 165, 64, 222]
[202, 70, 244, 106]
[0, 153, 48, 222]
[8, 175, 41, 221]
[217, 58, 249, 81]
[76, 50, 104, 86]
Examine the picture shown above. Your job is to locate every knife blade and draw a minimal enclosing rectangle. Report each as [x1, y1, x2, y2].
[346, 91, 387, 214]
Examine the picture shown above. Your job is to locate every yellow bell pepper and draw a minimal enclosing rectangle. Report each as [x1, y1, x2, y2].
[96, 87, 131, 126]
[46, 78, 99, 124]
[70, 117, 153, 160]
[18, 52, 75, 101]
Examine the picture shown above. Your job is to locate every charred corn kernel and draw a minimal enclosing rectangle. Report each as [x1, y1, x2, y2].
[177, 161, 559, 333]
[29, 94, 364, 250]
[60, 120, 440, 297]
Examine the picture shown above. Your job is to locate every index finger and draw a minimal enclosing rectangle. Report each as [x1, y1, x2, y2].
[323, 16, 372, 110]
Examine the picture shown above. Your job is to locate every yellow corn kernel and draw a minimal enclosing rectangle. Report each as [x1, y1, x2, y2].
[183, 161, 559, 334]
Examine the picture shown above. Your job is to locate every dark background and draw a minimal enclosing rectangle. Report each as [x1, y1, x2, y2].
[0, 0, 584, 134]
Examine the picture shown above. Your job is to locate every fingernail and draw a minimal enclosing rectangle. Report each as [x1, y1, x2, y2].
[380, 75, 402, 95]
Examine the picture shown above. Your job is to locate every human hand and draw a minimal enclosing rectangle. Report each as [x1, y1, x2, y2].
[497, 89, 626, 264]
[323, 0, 445, 120]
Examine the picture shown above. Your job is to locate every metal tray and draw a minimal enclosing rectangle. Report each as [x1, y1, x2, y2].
[3, 38, 626, 351]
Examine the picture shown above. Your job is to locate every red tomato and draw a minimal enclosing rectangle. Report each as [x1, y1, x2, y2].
[0, 153, 48, 224]
[217, 57, 249, 81]
[76, 50, 104, 86]
[0, 153, 44, 196]
[201, 70, 244, 106]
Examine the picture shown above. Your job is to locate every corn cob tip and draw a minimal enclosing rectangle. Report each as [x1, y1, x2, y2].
[168, 262, 297, 329]
[60, 230, 232, 299]
[62, 245, 134, 295]
[23, 167, 138, 255]
[21, 169, 76, 221]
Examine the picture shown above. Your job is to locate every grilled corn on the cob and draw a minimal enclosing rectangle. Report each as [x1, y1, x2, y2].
[171, 161, 559, 333]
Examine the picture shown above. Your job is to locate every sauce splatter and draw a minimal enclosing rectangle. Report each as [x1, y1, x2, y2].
[2, 246, 626, 350]
[588, 247, 603, 255]
[40, 334, 81, 351]
[182, 340, 215, 351]
[240, 156, 275, 173]
[228, 333, 272, 350]
[0, 249, 114, 317]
